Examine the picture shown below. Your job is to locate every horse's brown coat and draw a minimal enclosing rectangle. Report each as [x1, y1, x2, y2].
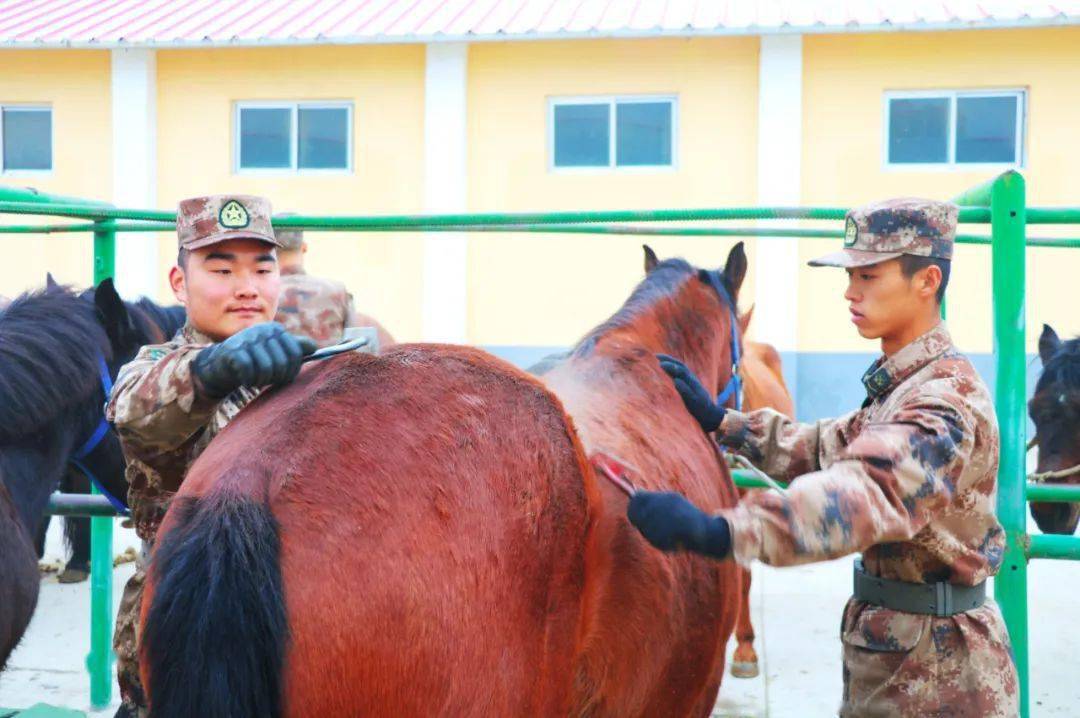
[144, 251, 746, 716]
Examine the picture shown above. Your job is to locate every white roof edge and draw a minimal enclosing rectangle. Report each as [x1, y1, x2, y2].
[0, 15, 1076, 50]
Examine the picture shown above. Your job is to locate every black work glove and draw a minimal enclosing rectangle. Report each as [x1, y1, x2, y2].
[627, 490, 731, 559]
[192, 322, 317, 399]
[657, 354, 727, 433]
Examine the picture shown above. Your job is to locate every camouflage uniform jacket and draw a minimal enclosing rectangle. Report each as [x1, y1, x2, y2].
[717, 323, 1018, 716]
[275, 266, 358, 348]
[106, 324, 259, 541]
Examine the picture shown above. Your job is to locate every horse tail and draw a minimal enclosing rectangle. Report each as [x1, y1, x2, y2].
[142, 486, 286, 718]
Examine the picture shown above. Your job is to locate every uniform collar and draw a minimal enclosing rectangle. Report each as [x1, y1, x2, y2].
[179, 323, 217, 345]
[861, 323, 954, 402]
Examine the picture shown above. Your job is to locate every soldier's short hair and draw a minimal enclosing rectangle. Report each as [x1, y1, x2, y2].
[899, 255, 950, 304]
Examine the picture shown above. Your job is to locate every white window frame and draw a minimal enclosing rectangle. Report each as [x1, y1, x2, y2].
[548, 94, 678, 173]
[0, 104, 53, 175]
[882, 89, 1026, 171]
[234, 101, 353, 175]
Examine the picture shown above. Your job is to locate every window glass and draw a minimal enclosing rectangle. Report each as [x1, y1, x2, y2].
[616, 101, 672, 166]
[956, 95, 1017, 163]
[3, 108, 51, 170]
[553, 103, 610, 167]
[888, 97, 949, 164]
[239, 107, 291, 169]
[298, 107, 349, 169]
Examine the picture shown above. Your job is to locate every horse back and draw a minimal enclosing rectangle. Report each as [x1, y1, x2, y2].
[170, 344, 595, 717]
[543, 346, 741, 717]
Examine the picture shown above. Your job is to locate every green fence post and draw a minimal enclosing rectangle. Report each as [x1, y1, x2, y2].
[989, 171, 1029, 718]
[88, 219, 116, 710]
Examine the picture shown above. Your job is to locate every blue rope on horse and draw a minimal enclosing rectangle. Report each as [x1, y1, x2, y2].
[702, 270, 743, 412]
[70, 354, 129, 516]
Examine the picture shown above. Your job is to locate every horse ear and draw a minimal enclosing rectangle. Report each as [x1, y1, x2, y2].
[46, 272, 59, 290]
[643, 245, 660, 274]
[1039, 324, 1062, 366]
[739, 304, 754, 335]
[723, 242, 748, 296]
[94, 278, 136, 353]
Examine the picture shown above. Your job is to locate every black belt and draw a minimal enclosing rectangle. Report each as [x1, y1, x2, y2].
[853, 560, 985, 617]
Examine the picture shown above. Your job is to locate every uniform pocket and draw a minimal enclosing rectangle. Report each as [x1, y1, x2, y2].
[841, 599, 927, 652]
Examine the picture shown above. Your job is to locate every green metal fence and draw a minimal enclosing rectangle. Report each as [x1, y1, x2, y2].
[8, 170, 1080, 715]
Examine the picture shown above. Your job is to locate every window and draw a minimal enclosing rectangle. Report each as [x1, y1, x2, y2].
[236, 102, 351, 172]
[1, 106, 52, 172]
[550, 96, 675, 169]
[884, 90, 1025, 168]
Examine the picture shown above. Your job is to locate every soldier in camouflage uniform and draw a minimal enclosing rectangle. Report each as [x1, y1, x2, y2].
[105, 195, 315, 717]
[629, 198, 1020, 717]
[273, 216, 394, 349]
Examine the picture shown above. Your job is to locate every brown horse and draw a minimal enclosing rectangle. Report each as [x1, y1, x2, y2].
[725, 307, 795, 679]
[139, 244, 747, 717]
[1028, 324, 1080, 534]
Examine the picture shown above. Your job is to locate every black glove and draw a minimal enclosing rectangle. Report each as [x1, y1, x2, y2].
[627, 490, 731, 559]
[192, 322, 317, 399]
[657, 354, 726, 432]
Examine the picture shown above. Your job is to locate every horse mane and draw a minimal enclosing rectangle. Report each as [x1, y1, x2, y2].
[131, 297, 186, 341]
[1036, 338, 1080, 397]
[573, 258, 700, 358]
[0, 286, 111, 442]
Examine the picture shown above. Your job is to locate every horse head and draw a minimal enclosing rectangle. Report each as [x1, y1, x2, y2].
[632, 241, 747, 401]
[1029, 323, 1080, 535]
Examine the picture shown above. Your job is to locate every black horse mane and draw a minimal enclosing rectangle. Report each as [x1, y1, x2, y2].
[132, 297, 186, 341]
[0, 286, 111, 443]
[573, 257, 730, 358]
[1037, 338, 1080, 397]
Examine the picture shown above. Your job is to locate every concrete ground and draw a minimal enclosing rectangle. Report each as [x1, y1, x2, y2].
[2, 519, 1078, 716]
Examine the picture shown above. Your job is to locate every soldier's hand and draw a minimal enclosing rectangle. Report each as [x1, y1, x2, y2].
[657, 354, 727, 433]
[627, 490, 731, 559]
[193, 322, 317, 399]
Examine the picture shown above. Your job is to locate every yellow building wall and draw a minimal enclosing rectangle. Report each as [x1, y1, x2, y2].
[800, 27, 1080, 355]
[156, 45, 426, 340]
[0, 50, 111, 297]
[466, 37, 760, 347]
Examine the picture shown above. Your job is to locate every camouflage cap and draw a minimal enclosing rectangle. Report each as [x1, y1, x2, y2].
[273, 212, 304, 251]
[176, 194, 282, 251]
[809, 197, 958, 269]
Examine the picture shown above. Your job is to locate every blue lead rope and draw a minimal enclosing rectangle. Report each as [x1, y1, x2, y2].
[69, 354, 129, 516]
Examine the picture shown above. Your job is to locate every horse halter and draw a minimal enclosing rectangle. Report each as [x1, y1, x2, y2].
[68, 353, 129, 515]
[701, 269, 743, 411]
[1026, 435, 1080, 483]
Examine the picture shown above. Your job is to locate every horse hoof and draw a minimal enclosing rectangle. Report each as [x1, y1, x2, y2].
[58, 567, 90, 583]
[730, 660, 760, 679]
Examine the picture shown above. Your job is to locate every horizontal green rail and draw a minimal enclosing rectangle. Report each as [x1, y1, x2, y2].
[732, 469, 788, 490]
[0, 200, 1001, 226]
[1027, 534, 1080, 560]
[1025, 483, 1080, 502]
[4, 220, 1080, 247]
[0, 221, 172, 234]
[0, 185, 109, 208]
[47, 493, 122, 517]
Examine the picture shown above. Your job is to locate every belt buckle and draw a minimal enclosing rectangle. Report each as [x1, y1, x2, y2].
[934, 581, 953, 617]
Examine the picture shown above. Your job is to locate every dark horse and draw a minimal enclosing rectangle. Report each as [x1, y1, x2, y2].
[34, 281, 185, 582]
[1028, 324, 1080, 534]
[0, 280, 183, 667]
[140, 244, 746, 717]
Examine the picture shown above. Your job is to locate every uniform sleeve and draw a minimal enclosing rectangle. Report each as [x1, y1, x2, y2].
[105, 344, 219, 460]
[719, 393, 970, 567]
[717, 408, 855, 483]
